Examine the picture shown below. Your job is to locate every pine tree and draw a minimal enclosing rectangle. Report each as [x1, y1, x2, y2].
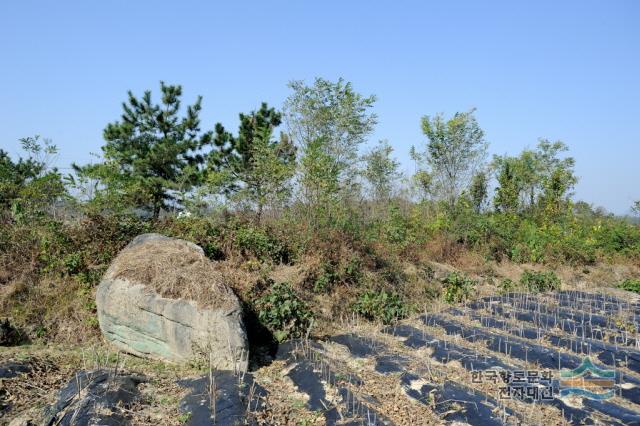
[74, 82, 212, 218]
[209, 103, 296, 221]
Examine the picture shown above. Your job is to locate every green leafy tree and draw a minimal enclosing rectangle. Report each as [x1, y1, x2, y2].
[632, 201, 640, 216]
[0, 136, 65, 220]
[284, 77, 377, 199]
[493, 156, 523, 213]
[534, 140, 576, 215]
[299, 137, 341, 225]
[412, 170, 433, 202]
[409, 146, 432, 202]
[492, 139, 576, 217]
[362, 140, 401, 202]
[420, 109, 487, 207]
[468, 171, 488, 213]
[209, 103, 296, 221]
[74, 82, 212, 218]
[539, 166, 576, 217]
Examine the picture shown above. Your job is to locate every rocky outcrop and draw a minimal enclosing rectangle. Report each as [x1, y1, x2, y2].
[96, 234, 248, 370]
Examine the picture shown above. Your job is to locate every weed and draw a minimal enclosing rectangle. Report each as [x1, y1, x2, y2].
[520, 270, 560, 293]
[63, 252, 84, 275]
[177, 412, 192, 424]
[342, 256, 363, 285]
[312, 261, 339, 293]
[498, 278, 516, 294]
[255, 282, 313, 341]
[618, 278, 640, 293]
[442, 272, 476, 304]
[352, 290, 408, 324]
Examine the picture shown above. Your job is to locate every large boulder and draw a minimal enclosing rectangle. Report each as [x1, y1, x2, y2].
[96, 233, 249, 370]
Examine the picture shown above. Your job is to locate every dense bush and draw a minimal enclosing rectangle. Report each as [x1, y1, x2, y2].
[352, 290, 408, 324]
[234, 224, 292, 263]
[519, 270, 561, 293]
[442, 272, 476, 304]
[255, 282, 313, 342]
[312, 261, 339, 293]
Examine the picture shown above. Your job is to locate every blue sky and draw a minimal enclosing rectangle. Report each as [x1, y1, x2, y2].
[1, 1, 638, 213]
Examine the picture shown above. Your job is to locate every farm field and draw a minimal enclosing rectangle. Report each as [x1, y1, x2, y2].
[2, 289, 639, 425]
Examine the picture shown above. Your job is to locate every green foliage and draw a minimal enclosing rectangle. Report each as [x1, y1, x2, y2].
[177, 413, 192, 424]
[412, 170, 433, 201]
[209, 103, 296, 221]
[285, 77, 376, 226]
[310, 253, 363, 293]
[312, 261, 339, 293]
[63, 252, 84, 275]
[469, 171, 488, 213]
[255, 282, 313, 342]
[234, 224, 290, 263]
[352, 290, 408, 324]
[73, 82, 212, 218]
[342, 256, 363, 285]
[420, 109, 487, 206]
[493, 157, 522, 214]
[284, 77, 377, 177]
[492, 139, 576, 217]
[618, 279, 640, 294]
[0, 136, 66, 221]
[362, 140, 401, 201]
[442, 272, 476, 304]
[498, 278, 516, 294]
[519, 270, 560, 293]
[299, 136, 341, 224]
[381, 204, 411, 247]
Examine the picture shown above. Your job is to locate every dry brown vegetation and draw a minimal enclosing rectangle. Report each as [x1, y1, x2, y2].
[107, 238, 237, 310]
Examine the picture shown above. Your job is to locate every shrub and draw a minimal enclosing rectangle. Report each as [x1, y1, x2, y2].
[498, 278, 515, 294]
[342, 256, 363, 285]
[442, 272, 476, 304]
[382, 205, 410, 246]
[312, 261, 339, 293]
[352, 290, 408, 324]
[520, 270, 560, 293]
[255, 282, 313, 342]
[619, 279, 640, 294]
[308, 249, 365, 293]
[235, 224, 290, 263]
[63, 252, 84, 275]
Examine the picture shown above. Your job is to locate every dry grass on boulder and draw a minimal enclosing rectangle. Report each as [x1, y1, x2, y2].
[106, 239, 237, 309]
